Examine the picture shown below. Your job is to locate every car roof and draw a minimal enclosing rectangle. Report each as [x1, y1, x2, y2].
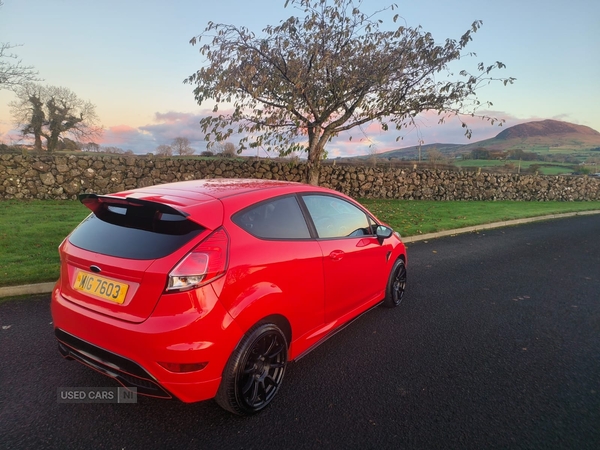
[85, 179, 361, 231]
[108, 178, 331, 208]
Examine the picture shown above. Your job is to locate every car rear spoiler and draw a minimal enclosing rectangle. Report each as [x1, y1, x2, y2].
[79, 194, 190, 218]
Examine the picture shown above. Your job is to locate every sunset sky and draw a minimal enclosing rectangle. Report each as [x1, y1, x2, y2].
[1, 0, 598, 157]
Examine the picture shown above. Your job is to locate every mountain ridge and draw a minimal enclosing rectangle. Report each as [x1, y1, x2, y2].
[360, 119, 600, 160]
[496, 120, 600, 140]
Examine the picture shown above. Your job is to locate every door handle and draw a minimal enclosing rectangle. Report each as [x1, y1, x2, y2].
[329, 250, 345, 261]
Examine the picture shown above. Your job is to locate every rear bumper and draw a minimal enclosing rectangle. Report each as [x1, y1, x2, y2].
[51, 285, 243, 403]
[56, 328, 173, 399]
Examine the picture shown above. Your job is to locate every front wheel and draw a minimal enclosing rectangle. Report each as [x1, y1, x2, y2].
[215, 322, 288, 415]
[383, 258, 407, 308]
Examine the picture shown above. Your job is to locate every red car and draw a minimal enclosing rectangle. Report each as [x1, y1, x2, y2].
[51, 179, 407, 414]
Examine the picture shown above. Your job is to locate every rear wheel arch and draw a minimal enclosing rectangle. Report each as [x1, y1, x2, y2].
[260, 314, 292, 348]
[232, 313, 292, 350]
[227, 286, 293, 344]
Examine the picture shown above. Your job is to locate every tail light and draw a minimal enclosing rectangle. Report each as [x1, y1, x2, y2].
[166, 228, 229, 292]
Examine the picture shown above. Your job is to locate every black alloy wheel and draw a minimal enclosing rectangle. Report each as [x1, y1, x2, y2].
[383, 258, 407, 308]
[216, 323, 288, 415]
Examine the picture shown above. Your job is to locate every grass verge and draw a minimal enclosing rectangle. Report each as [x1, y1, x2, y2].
[0, 200, 89, 288]
[359, 199, 600, 238]
[2, 199, 600, 288]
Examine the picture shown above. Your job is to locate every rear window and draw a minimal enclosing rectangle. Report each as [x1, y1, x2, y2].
[68, 204, 203, 260]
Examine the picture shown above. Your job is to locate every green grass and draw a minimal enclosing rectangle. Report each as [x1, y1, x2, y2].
[538, 166, 575, 175]
[359, 199, 600, 238]
[0, 200, 89, 287]
[2, 199, 600, 288]
[454, 159, 575, 175]
[454, 160, 508, 168]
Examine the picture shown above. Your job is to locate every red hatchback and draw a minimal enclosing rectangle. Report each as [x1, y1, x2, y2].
[51, 179, 407, 414]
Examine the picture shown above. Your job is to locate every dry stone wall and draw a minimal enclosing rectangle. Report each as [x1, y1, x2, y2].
[1, 153, 600, 201]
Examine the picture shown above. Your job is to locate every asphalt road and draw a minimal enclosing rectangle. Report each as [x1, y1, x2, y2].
[1, 215, 599, 450]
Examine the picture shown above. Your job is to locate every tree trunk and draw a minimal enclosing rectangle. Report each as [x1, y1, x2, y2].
[28, 95, 45, 151]
[307, 162, 320, 186]
[33, 134, 43, 151]
[306, 141, 324, 185]
[47, 132, 60, 152]
[305, 127, 325, 185]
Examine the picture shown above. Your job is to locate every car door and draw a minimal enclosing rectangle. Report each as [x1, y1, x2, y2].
[301, 194, 389, 323]
[227, 194, 325, 342]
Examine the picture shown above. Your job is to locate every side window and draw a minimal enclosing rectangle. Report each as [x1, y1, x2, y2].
[232, 196, 311, 239]
[302, 195, 373, 239]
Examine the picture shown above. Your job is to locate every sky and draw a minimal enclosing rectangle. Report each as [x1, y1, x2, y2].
[1, 0, 599, 158]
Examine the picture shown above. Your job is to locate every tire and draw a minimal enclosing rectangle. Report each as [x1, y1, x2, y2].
[383, 258, 407, 308]
[215, 322, 288, 415]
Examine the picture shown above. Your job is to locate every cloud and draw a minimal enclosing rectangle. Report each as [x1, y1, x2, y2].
[97, 125, 156, 153]
[139, 111, 208, 145]
[13, 108, 544, 156]
[97, 111, 213, 154]
[324, 110, 533, 158]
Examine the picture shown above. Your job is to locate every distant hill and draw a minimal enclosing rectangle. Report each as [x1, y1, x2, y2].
[496, 120, 600, 140]
[461, 120, 600, 153]
[356, 143, 463, 160]
[339, 120, 600, 160]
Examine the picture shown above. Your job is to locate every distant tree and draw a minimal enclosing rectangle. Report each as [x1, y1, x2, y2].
[200, 150, 214, 157]
[156, 144, 173, 157]
[214, 141, 236, 158]
[82, 142, 101, 152]
[186, 0, 514, 184]
[0, 2, 40, 91]
[0, 42, 40, 91]
[471, 148, 490, 160]
[367, 145, 378, 167]
[9, 83, 102, 151]
[56, 138, 80, 151]
[507, 149, 538, 161]
[427, 147, 446, 166]
[101, 146, 125, 154]
[172, 137, 195, 156]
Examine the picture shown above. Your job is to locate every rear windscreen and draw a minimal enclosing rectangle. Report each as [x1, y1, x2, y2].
[68, 204, 203, 260]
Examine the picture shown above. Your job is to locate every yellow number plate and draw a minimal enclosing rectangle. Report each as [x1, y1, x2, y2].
[73, 270, 129, 304]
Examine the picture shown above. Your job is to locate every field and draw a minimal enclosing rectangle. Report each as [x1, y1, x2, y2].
[2, 199, 600, 288]
[0, 200, 89, 287]
[453, 159, 576, 175]
[359, 199, 600, 236]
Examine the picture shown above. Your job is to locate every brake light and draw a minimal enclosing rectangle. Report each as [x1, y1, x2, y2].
[167, 228, 229, 292]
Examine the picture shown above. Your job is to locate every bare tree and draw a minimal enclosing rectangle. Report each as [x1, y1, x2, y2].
[427, 147, 447, 167]
[101, 146, 125, 154]
[214, 141, 236, 158]
[0, 43, 40, 91]
[56, 138, 80, 151]
[186, 0, 514, 184]
[171, 137, 195, 156]
[82, 142, 101, 152]
[222, 142, 236, 158]
[0, 2, 40, 90]
[367, 146, 378, 167]
[156, 144, 173, 157]
[9, 83, 102, 151]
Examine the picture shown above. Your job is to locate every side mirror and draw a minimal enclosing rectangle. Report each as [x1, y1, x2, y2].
[376, 225, 393, 244]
